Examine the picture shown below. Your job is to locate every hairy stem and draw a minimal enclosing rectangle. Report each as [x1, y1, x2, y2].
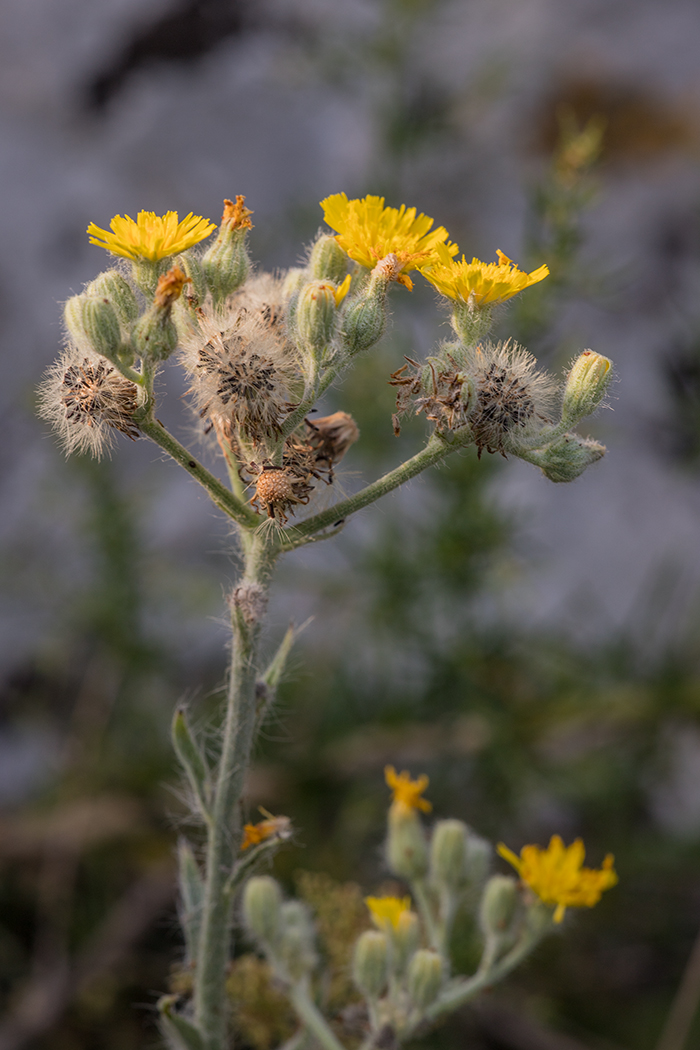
[194, 532, 277, 1050]
[280, 432, 459, 546]
[288, 983, 348, 1050]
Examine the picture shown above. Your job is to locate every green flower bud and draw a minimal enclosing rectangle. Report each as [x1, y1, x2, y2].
[175, 251, 207, 311]
[295, 280, 338, 352]
[430, 820, 469, 888]
[132, 265, 188, 361]
[341, 271, 388, 356]
[64, 294, 121, 362]
[562, 350, 612, 426]
[353, 930, 389, 999]
[407, 949, 442, 1011]
[387, 808, 429, 880]
[309, 234, 348, 283]
[479, 875, 519, 938]
[523, 433, 606, 483]
[202, 196, 252, 306]
[242, 875, 282, 945]
[392, 909, 421, 974]
[87, 271, 138, 329]
[450, 302, 493, 345]
[278, 901, 316, 981]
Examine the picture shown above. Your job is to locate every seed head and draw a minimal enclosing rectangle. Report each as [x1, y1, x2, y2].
[182, 275, 298, 443]
[251, 465, 312, 523]
[467, 342, 556, 456]
[38, 346, 139, 458]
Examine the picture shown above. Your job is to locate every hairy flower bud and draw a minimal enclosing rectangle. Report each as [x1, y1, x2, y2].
[407, 949, 443, 1011]
[387, 807, 429, 880]
[64, 294, 122, 362]
[341, 269, 388, 356]
[309, 234, 349, 283]
[479, 875, 519, 938]
[353, 931, 389, 999]
[561, 350, 612, 426]
[87, 271, 138, 329]
[393, 909, 421, 973]
[176, 251, 208, 312]
[451, 302, 494, 345]
[242, 876, 282, 945]
[295, 280, 338, 352]
[132, 266, 188, 361]
[430, 819, 469, 888]
[202, 196, 253, 306]
[524, 433, 606, 483]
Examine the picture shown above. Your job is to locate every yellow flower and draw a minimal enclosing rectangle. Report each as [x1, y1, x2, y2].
[365, 895, 412, 931]
[421, 243, 549, 306]
[320, 193, 458, 290]
[87, 211, 216, 262]
[385, 765, 432, 815]
[497, 835, 618, 923]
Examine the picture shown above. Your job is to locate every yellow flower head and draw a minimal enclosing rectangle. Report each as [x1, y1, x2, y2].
[385, 765, 432, 815]
[240, 809, 292, 851]
[497, 835, 618, 923]
[421, 243, 549, 307]
[365, 895, 412, 932]
[320, 193, 458, 290]
[87, 211, 216, 262]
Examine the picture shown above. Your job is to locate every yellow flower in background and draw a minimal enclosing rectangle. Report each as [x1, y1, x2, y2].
[421, 243, 549, 306]
[365, 895, 412, 931]
[87, 211, 216, 262]
[385, 765, 432, 815]
[497, 835, 617, 923]
[320, 193, 458, 289]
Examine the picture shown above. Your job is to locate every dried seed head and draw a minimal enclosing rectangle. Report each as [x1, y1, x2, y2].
[182, 274, 299, 442]
[229, 582, 268, 626]
[305, 411, 359, 473]
[38, 346, 139, 458]
[251, 464, 313, 523]
[467, 341, 556, 456]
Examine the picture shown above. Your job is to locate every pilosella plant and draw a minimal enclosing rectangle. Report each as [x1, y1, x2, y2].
[40, 195, 616, 1050]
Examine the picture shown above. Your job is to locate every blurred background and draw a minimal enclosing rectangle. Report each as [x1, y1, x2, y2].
[3, 0, 700, 1047]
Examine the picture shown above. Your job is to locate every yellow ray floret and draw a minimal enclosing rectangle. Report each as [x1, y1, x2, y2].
[87, 210, 216, 262]
[497, 835, 617, 923]
[365, 895, 412, 931]
[421, 243, 549, 306]
[385, 765, 432, 815]
[320, 193, 458, 289]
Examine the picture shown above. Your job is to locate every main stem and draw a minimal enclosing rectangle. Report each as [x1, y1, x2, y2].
[194, 529, 275, 1050]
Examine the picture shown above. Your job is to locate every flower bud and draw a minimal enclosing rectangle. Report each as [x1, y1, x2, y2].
[295, 280, 338, 352]
[341, 271, 388, 356]
[202, 196, 252, 306]
[525, 433, 606, 483]
[393, 909, 421, 973]
[430, 820, 469, 888]
[175, 251, 207, 311]
[278, 901, 316, 981]
[132, 266, 188, 361]
[479, 875, 519, 938]
[87, 271, 138, 329]
[242, 875, 282, 945]
[64, 294, 121, 362]
[309, 234, 348, 283]
[387, 807, 429, 880]
[407, 949, 442, 1011]
[353, 930, 389, 999]
[562, 350, 612, 426]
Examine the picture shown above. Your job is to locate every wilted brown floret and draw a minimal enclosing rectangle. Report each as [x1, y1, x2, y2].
[305, 411, 359, 478]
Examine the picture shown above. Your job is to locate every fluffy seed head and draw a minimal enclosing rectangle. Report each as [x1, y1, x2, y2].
[466, 341, 557, 456]
[182, 274, 298, 442]
[38, 346, 139, 458]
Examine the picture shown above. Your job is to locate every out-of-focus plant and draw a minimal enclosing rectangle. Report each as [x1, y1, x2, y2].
[36, 190, 614, 1050]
